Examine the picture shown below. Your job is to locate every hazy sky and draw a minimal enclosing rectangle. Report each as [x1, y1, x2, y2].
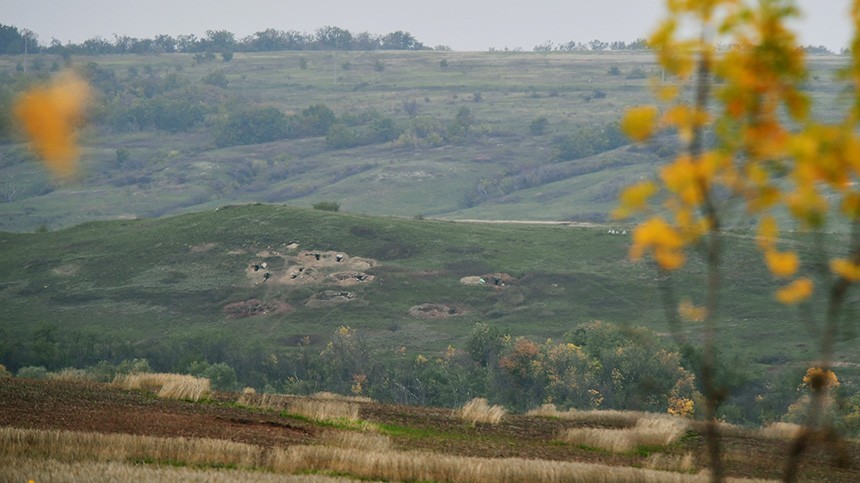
[3, 0, 853, 52]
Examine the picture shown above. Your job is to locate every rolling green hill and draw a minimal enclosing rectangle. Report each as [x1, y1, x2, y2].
[0, 51, 850, 231]
[1, 204, 856, 394]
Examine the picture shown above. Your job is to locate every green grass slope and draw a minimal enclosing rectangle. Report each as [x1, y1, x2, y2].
[0, 51, 849, 231]
[0, 204, 855, 385]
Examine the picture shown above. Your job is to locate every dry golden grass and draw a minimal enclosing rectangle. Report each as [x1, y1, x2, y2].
[559, 416, 689, 453]
[112, 373, 211, 401]
[759, 422, 803, 440]
[319, 430, 392, 451]
[0, 456, 347, 482]
[527, 404, 651, 427]
[456, 397, 506, 425]
[237, 392, 361, 422]
[1, 426, 771, 483]
[47, 368, 97, 382]
[269, 445, 768, 482]
[0, 426, 261, 468]
[289, 398, 360, 422]
[312, 391, 373, 403]
[645, 452, 696, 473]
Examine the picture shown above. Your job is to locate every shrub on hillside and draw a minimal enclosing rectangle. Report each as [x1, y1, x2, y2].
[312, 201, 340, 212]
[17, 366, 48, 380]
[214, 106, 289, 147]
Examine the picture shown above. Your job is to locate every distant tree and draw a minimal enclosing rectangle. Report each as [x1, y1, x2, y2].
[204, 29, 236, 52]
[325, 123, 359, 149]
[214, 106, 289, 147]
[0, 24, 39, 55]
[314, 26, 352, 50]
[381, 30, 423, 50]
[293, 104, 337, 137]
[153, 34, 177, 53]
[529, 116, 549, 135]
[202, 70, 229, 88]
[353, 32, 381, 51]
[312, 201, 340, 212]
[588, 39, 609, 51]
[115, 147, 130, 165]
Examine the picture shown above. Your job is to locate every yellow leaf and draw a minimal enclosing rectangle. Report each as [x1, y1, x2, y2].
[615, 181, 658, 219]
[621, 105, 659, 142]
[765, 249, 799, 278]
[630, 217, 687, 270]
[830, 258, 860, 282]
[775, 278, 814, 304]
[13, 71, 92, 178]
[841, 192, 860, 219]
[678, 299, 707, 322]
[756, 216, 779, 250]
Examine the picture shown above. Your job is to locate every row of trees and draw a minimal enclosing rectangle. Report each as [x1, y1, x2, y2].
[534, 38, 841, 54]
[6, 320, 858, 433]
[0, 23, 430, 56]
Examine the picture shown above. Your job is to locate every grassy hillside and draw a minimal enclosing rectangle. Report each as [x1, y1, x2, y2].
[0, 51, 850, 231]
[1, 205, 856, 396]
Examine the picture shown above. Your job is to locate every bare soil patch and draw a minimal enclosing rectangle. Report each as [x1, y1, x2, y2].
[408, 303, 466, 319]
[460, 272, 515, 287]
[222, 299, 293, 319]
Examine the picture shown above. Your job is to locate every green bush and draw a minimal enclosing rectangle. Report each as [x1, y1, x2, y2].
[214, 106, 289, 147]
[17, 366, 48, 380]
[202, 70, 229, 88]
[529, 117, 549, 135]
[312, 201, 340, 212]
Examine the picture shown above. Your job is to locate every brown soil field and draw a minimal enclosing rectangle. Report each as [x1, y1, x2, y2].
[1, 378, 858, 481]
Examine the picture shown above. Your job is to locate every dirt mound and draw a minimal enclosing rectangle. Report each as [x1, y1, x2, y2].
[222, 299, 293, 318]
[306, 290, 356, 308]
[329, 271, 374, 287]
[408, 303, 466, 319]
[460, 273, 514, 287]
[245, 250, 378, 288]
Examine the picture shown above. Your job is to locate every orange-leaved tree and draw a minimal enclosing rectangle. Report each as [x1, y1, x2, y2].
[616, 0, 859, 481]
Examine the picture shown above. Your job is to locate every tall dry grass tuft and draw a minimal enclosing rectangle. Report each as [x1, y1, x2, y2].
[527, 404, 651, 427]
[289, 399, 360, 422]
[47, 367, 97, 382]
[456, 397, 506, 425]
[559, 416, 689, 453]
[237, 392, 361, 422]
[113, 373, 211, 401]
[320, 430, 392, 451]
[645, 452, 696, 473]
[759, 422, 803, 440]
[312, 391, 373, 403]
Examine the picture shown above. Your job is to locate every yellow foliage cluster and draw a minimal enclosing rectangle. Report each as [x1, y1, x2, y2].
[802, 367, 840, 391]
[14, 71, 92, 178]
[617, 0, 860, 307]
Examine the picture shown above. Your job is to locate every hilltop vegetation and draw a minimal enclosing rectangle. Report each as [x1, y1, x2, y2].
[0, 49, 848, 231]
[0, 205, 857, 430]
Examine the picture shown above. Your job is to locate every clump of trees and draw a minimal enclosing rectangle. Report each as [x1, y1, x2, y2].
[0, 23, 432, 57]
